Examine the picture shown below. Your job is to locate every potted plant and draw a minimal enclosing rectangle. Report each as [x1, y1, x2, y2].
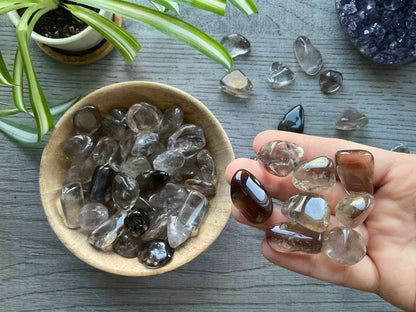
[0, 0, 258, 144]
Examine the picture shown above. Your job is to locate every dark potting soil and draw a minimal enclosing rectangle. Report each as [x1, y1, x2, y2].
[18, 2, 99, 39]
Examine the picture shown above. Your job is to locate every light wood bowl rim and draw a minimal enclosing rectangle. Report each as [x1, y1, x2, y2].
[39, 81, 234, 276]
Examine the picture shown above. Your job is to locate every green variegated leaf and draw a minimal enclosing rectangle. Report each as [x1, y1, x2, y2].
[49, 95, 81, 117]
[229, 0, 258, 16]
[72, 0, 232, 70]
[149, 0, 180, 15]
[13, 50, 28, 113]
[0, 51, 13, 86]
[0, 117, 38, 145]
[150, 0, 225, 15]
[65, 4, 141, 64]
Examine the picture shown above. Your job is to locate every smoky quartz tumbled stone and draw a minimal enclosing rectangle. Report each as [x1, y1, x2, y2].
[138, 240, 174, 268]
[124, 208, 150, 237]
[231, 169, 273, 224]
[335, 149, 374, 194]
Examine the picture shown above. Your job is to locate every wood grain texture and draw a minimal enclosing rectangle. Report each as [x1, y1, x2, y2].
[0, 0, 413, 310]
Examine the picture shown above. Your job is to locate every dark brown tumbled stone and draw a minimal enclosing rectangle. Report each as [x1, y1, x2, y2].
[335, 150, 374, 194]
[231, 169, 273, 224]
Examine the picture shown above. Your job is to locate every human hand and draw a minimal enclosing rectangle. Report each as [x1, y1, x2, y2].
[225, 130, 416, 312]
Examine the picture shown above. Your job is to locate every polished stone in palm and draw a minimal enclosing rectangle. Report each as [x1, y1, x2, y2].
[281, 193, 330, 232]
[126, 102, 162, 134]
[88, 210, 127, 250]
[231, 169, 273, 224]
[322, 226, 366, 265]
[78, 202, 109, 231]
[266, 222, 322, 254]
[267, 62, 295, 89]
[335, 107, 368, 131]
[335, 149, 374, 194]
[167, 124, 206, 155]
[257, 140, 304, 177]
[220, 70, 253, 98]
[60, 182, 85, 229]
[292, 156, 336, 192]
[293, 36, 323, 76]
[335, 192, 375, 228]
[220, 33, 251, 58]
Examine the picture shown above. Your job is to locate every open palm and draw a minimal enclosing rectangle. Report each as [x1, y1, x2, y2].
[225, 130, 416, 312]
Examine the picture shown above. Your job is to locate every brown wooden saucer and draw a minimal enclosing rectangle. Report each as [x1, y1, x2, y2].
[36, 14, 122, 65]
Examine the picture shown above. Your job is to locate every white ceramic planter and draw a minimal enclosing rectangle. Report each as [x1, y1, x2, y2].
[8, 10, 113, 52]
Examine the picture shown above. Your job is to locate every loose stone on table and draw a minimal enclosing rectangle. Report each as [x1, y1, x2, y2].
[277, 105, 304, 133]
[335, 107, 368, 130]
[319, 70, 343, 94]
[391, 143, 410, 153]
[220, 70, 253, 98]
[220, 33, 251, 58]
[293, 35, 323, 76]
[267, 62, 295, 89]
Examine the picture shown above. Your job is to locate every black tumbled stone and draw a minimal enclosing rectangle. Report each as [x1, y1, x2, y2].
[89, 166, 114, 202]
[136, 170, 170, 197]
[278, 105, 304, 133]
[124, 208, 150, 237]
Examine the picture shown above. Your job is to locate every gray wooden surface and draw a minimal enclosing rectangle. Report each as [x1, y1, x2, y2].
[0, 1, 413, 311]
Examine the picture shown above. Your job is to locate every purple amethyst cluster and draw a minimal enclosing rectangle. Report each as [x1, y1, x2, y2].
[336, 0, 416, 65]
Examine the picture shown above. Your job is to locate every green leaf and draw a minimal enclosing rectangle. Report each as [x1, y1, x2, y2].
[0, 51, 13, 86]
[0, 117, 38, 145]
[16, 4, 57, 140]
[229, 0, 258, 16]
[13, 50, 28, 113]
[151, 0, 225, 15]
[49, 95, 81, 117]
[0, 108, 21, 117]
[65, 4, 141, 64]
[149, 0, 180, 15]
[0, 1, 37, 15]
[72, 0, 233, 70]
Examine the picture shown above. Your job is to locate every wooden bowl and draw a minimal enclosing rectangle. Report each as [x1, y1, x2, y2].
[39, 81, 234, 276]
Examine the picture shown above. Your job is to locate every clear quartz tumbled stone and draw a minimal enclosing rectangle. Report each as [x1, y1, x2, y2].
[167, 125, 206, 155]
[220, 33, 251, 58]
[60, 182, 85, 228]
[119, 156, 152, 178]
[153, 150, 186, 176]
[220, 70, 253, 98]
[390, 143, 410, 153]
[293, 36, 323, 76]
[78, 202, 109, 231]
[257, 140, 304, 177]
[149, 183, 188, 215]
[88, 210, 127, 250]
[178, 190, 208, 232]
[335, 192, 375, 228]
[61, 134, 94, 162]
[281, 193, 330, 232]
[184, 179, 216, 197]
[112, 174, 141, 210]
[197, 149, 216, 183]
[167, 215, 192, 248]
[158, 105, 184, 142]
[292, 156, 336, 192]
[125, 102, 162, 133]
[319, 70, 343, 94]
[335, 107, 368, 131]
[266, 222, 322, 254]
[92, 136, 118, 166]
[101, 115, 126, 141]
[73, 105, 102, 135]
[131, 133, 160, 157]
[113, 229, 142, 258]
[322, 226, 366, 265]
[267, 62, 295, 89]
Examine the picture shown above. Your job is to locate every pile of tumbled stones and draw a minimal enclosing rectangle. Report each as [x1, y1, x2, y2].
[231, 140, 375, 265]
[60, 102, 217, 268]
